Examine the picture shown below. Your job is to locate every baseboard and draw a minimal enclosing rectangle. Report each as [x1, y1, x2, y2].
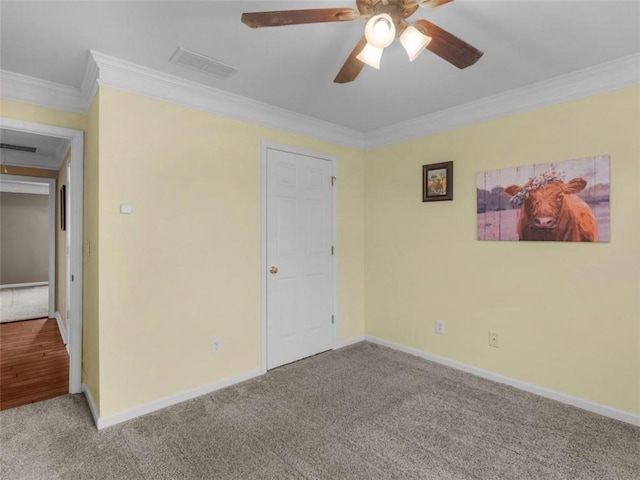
[82, 383, 100, 428]
[335, 335, 366, 349]
[365, 336, 640, 427]
[0, 281, 49, 289]
[81, 339, 638, 429]
[54, 312, 68, 349]
[92, 369, 263, 430]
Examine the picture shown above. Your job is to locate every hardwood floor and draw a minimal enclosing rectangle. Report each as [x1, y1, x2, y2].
[0, 318, 69, 411]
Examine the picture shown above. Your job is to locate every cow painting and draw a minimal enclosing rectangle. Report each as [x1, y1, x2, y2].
[428, 175, 446, 195]
[503, 170, 597, 242]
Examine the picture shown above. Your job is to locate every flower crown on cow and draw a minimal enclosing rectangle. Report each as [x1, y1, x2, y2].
[509, 169, 565, 207]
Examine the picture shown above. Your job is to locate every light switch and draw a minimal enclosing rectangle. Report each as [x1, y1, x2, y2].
[120, 204, 133, 214]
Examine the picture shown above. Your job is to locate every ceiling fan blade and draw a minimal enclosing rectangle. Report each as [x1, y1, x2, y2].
[334, 36, 368, 84]
[241, 8, 359, 28]
[415, 19, 483, 69]
[419, 0, 455, 8]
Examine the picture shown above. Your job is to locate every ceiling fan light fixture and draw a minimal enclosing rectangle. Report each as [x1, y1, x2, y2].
[241, 3, 484, 84]
[400, 25, 432, 62]
[356, 43, 383, 69]
[364, 13, 396, 49]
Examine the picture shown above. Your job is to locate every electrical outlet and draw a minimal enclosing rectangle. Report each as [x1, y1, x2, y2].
[489, 332, 499, 348]
[212, 339, 222, 354]
[435, 320, 445, 335]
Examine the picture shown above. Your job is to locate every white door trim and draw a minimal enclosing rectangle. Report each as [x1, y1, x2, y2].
[66, 160, 72, 351]
[0, 175, 56, 317]
[0, 117, 84, 394]
[260, 142, 337, 373]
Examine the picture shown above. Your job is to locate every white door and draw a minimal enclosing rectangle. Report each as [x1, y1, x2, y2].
[266, 147, 334, 369]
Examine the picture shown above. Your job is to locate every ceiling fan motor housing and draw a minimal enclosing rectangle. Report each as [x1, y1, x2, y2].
[356, 0, 419, 21]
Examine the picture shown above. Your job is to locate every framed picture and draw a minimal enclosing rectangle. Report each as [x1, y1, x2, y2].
[476, 155, 609, 242]
[423, 161, 453, 202]
[60, 184, 66, 231]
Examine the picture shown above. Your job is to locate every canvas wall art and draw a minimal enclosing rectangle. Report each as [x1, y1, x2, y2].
[477, 156, 610, 242]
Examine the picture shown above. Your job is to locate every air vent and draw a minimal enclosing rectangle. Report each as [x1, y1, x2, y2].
[170, 47, 238, 80]
[0, 143, 37, 153]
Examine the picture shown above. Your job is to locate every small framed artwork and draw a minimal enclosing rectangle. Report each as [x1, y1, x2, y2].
[423, 161, 453, 202]
[60, 184, 66, 231]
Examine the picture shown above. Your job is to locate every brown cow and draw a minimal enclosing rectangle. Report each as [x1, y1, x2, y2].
[504, 173, 598, 242]
[428, 175, 446, 195]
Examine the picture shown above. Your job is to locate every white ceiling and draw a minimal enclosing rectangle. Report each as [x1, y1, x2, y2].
[0, 129, 69, 170]
[1, 1, 639, 132]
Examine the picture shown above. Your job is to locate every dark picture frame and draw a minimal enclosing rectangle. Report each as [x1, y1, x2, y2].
[60, 184, 66, 231]
[422, 161, 453, 202]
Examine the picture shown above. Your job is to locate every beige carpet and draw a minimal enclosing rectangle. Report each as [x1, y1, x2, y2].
[1, 342, 638, 479]
[0, 285, 48, 323]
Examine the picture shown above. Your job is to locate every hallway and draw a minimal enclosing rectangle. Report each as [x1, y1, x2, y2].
[0, 318, 68, 410]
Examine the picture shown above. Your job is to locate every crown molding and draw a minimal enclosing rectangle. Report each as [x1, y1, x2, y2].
[2, 52, 638, 151]
[364, 53, 640, 149]
[88, 52, 365, 150]
[55, 140, 70, 165]
[0, 178, 51, 195]
[0, 70, 86, 113]
[80, 54, 100, 112]
[0, 149, 59, 170]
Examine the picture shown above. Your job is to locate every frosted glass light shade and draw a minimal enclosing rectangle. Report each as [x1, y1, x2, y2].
[400, 25, 432, 62]
[356, 43, 383, 69]
[364, 14, 396, 49]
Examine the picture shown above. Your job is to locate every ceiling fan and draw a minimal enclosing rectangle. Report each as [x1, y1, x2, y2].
[241, 0, 483, 83]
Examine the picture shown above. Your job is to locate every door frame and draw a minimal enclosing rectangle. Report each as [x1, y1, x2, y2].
[65, 159, 72, 344]
[0, 117, 84, 394]
[0, 176, 56, 317]
[260, 142, 337, 373]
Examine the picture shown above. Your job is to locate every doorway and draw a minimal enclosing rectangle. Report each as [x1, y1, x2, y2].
[262, 143, 336, 370]
[0, 118, 84, 395]
[0, 176, 56, 323]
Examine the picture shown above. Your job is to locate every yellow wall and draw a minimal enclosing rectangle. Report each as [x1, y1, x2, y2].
[56, 150, 70, 332]
[365, 85, 640, 414]
[0, 91, 365, 418]
[0, 98, 84, 131]
[0, 166, 57, 179]
[96, 87, 365, 417]
[2, 83, 637, 420]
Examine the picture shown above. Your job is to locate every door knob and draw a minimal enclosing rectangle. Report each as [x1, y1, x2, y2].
[269, 266, 279, 274]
